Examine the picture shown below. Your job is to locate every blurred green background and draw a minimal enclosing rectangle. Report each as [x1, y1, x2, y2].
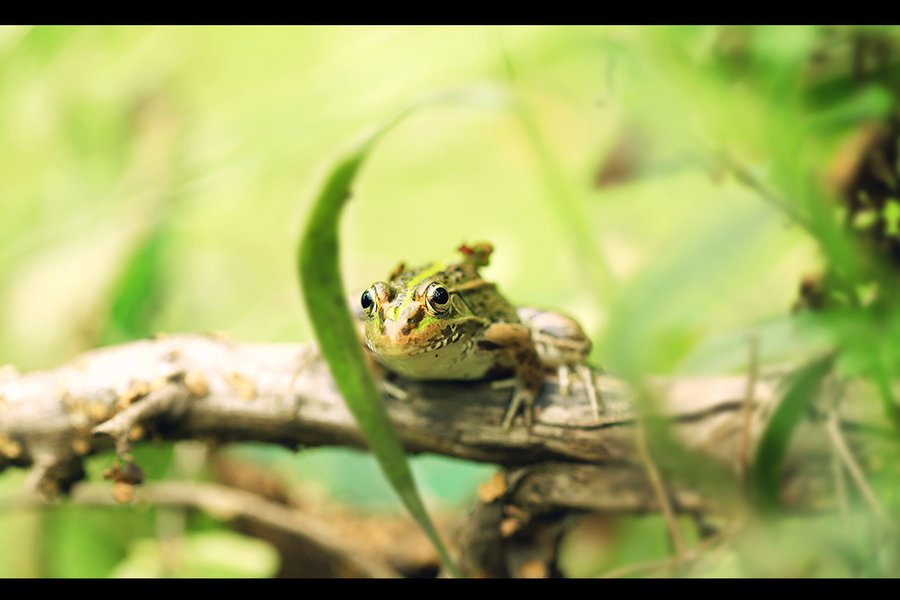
[1, 25, 898, 577]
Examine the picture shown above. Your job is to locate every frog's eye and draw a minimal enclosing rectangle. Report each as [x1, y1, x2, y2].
[425, 282, 451, 314]
[361, 288, 376, 313]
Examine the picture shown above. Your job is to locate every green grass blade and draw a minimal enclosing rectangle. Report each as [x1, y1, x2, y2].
[297, 108, 459, 577]
[749, 353, 835, 512]
[103, 224, 170, 344]
[497, 33, 616, 306]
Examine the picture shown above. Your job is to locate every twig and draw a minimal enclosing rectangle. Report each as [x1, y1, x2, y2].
[824, 401, 895, 531]
[737, 332, 760, 481]
[93, 380, 188, 455]
[0, 481, 401, 578]
[719, 152, 809, 229]
[635, 418, 686, 560]
[830, 426, 850, 526]
[601, 517, 744, 578]
[826, 381, 851, 527]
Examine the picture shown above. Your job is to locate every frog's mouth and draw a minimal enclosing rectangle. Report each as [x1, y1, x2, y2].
[366, 327, 464, 360]
[367, 331, 488, 381]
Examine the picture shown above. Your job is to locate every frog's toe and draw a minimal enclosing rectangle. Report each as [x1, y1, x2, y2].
[380, 378, 409, 401]
[575, 364, 601, 422]
[557, 365, 572, 397]
[502, 387, 536, 431]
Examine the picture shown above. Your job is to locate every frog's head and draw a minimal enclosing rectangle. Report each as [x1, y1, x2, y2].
[361, 263, 482, 361]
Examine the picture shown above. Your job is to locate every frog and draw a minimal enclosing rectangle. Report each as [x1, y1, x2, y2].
[359, 242, 597, 429]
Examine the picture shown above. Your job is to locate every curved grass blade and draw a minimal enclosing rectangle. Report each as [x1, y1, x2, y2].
[297, 107, 460, 577]
[749, 352, 835, 512]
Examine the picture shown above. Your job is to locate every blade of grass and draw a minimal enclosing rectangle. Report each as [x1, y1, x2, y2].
[869, 356, 900, 430]
[497, 31, 616, 307]
[749, 352, 835, 512]
[297, 105, 461, 576]
[103, 224, 170, 344]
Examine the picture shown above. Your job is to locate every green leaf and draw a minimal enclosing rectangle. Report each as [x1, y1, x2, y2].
[103, 223, 170, 343]
[750, 353, 835, 511]
[806, 85, 896, 133]
[297, 101, 469, 577]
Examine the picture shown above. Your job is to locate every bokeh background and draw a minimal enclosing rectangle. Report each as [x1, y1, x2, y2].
[1, 25, 897, 577]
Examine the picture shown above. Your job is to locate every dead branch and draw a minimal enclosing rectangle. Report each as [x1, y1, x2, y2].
[0, 333, 884, 576]
[0, 334, 859, 501]
[0, 480, 400, 578]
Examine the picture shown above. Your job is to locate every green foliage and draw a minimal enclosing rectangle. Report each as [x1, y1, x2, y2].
[559, 514, 703, 577]
[4, 24, 900, 577]
[749, 353, 835, 510]
[108, 531, 280, 577]
[102, 223, 172, 343]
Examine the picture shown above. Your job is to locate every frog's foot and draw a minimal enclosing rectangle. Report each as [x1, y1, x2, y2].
[557, 365, 571, 397]
[380, 378, 409, 401]
[501, 384, 536, 431]
[490, 377, 516, 390]
[556, 364, 601, 422]
[575, 364, 601, 422]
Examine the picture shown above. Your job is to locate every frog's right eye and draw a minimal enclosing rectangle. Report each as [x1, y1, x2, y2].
[361, 289, 375, 312]
[425, 282, 451, 314]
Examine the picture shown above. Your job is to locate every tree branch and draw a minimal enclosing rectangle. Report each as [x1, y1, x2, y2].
[1, 334, 883, 576]
[0, 480, 400, 578]
[0, 334, 862, 509]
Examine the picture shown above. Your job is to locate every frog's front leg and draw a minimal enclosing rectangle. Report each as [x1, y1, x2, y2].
[481, 322, 543, 430]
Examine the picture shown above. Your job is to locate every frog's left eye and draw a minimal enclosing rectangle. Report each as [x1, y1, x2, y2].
[361, 288, 376, 313]
[425, 282, 451, 314]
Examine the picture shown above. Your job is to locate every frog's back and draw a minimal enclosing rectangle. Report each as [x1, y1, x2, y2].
[389, 257, 520, 323]
[458, 282, 519, 322]
[443, 262, 521, 324]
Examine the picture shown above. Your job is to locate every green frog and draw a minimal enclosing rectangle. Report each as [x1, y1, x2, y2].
[360, 243, 597, 429]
